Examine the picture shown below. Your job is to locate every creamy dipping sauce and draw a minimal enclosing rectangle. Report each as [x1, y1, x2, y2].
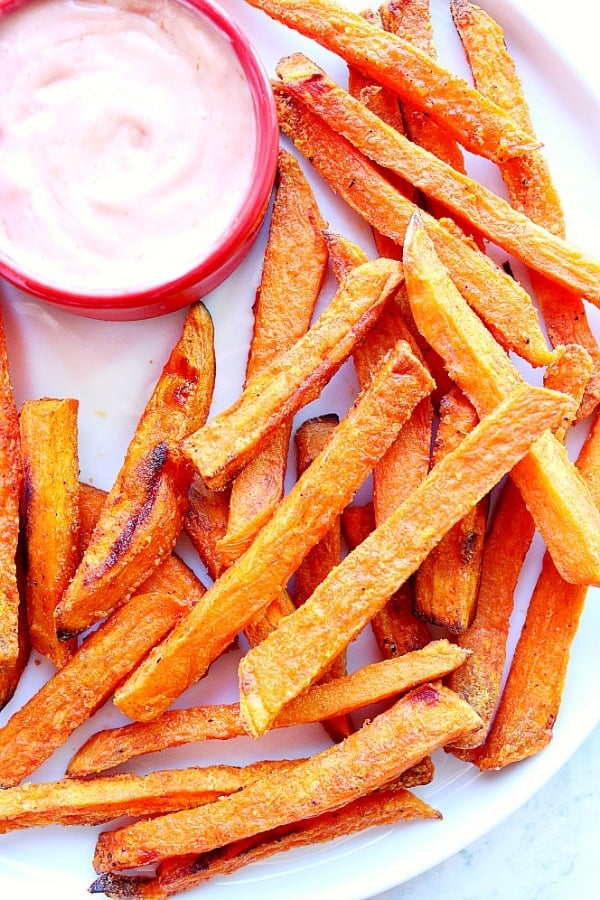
[0, 0, 257, 294]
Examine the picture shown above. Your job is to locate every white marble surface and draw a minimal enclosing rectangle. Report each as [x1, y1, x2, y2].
[375, 725, 599, 899]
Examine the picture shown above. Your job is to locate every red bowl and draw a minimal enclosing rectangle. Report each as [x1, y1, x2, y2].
[0, 0, 278, 321]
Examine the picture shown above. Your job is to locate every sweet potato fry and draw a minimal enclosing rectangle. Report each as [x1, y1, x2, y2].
[277, 54, 600, 302]
[217, 150, 328, 564]
[451, 0, 600, 416]
[403, 211, 600, 586]
[55, 303, 215, 638]
[245, 0, 538, 161]
[19, 398, 80, 668]
[446, 343, 590, 752]
[238, 382, 574, 735]
[0, 760, 295, 832]
[275, 83, 551, 366]
[292, 415, 342, 608]
[78, 482, 208, 607]
[415, 387, 488, 633]
[93, 683, 481, 872]
[0, 591, 193, 788]
[327, 231, 436, 658]
[181, 257, 403, 490]
[182, 475, 295, 653]
[472, 406, 600, 768]
[90, 784, 439, 898]
[292, 414, 351, 741]
[68, 640, 464, 777]
[0, 317, 27, 710]
[114, 340, 435, 722]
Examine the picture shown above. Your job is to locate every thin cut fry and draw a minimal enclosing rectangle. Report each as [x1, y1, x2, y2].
[114, 340, 435, 722]
[93, 683, 482, 872]
[327, 231, 436, 658]
[244, 0, 538, 161]
[277, 53, 600, 302]
[0, 317, 27, 710]
[238, 382, 574, 736]
[55, 303, 215, 638]
[450, 0, 600, 416]
[292, 414, 351, 742]
[0, 591, 193, 788]
[183, 476, 230, 581]
[182, 257, 403, 490]
[68, 640, 464, 777]
[472, 406, 600, 768]
[446, 342, 590, 752]
[0, 760, 295, 832]
[403, 211, 600, 586]
[218, 150, 328, 564]
[90, 785, 439, 898]
[275, 83, 551, 366]
[19, 398, 80, 668]
[414, 387, 488, 633]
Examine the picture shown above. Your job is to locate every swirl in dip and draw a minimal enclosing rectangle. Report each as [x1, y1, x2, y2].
[0, 0, 258, 296]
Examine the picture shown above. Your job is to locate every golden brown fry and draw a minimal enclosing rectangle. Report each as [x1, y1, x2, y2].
[55, 303, 215, 638]
[218, 150, 328, 564]
[414, 387, 488, 633]
[239, 382, 573, 736]
[0, 318, 27, 710]
[114, 340, 435, 722]
[404, 211, 600, 586]
[70, 639, 464, 777]
[90, 784, 439, 898]
[93, 683, 481, 872]
[0, 591, 193, 788]
[182, 257, 403, 490]
[245, 0, 537, 161]
[0, 760, 295, 832]
[275, 84, 551, 366]
[277, 54, 600, 302]
[19, 398, 80, 668]
[450, 0, 600, 416]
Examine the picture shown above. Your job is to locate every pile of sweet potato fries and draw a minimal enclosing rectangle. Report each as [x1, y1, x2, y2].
[0, 0, 599, 896]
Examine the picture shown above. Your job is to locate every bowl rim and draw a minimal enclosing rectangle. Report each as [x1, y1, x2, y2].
[0, 0, 279, 312]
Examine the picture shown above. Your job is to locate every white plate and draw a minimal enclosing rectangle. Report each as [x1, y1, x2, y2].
[0, 1, 599, 898]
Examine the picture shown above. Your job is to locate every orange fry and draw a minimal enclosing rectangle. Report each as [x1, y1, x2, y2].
[68, 640, 466, 777]
[472, 406, 600, 768]
[450, 0, 600, 416]
[114, 340, 434, 722]
[93, 684, 481, 872]
[245, 0, 537, 161]
[0, 591, 193, 788]
[55, 303, 215, 638]
[239, 382, 574, 736]
[19, 398, 80, 668]
[90, 785, 439, 898]
[277, 53, 600, 302]
[446, 342, 590, 752]
[414, 387, 488, 633]
[218, 150, 328, 563]
[182, 257, 403, 490]
[0, 317, 27, 710]
[0, 760, 294, 832]
[404, 211, 600, 586]
[275, 83, 551, 367]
